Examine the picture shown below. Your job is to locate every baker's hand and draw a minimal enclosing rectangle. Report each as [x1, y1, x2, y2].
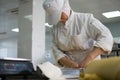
[78, 56, 92, 68]
[58, 56, 79, 68]
[79, 60, 88, 68]
[79, 47, 104, 68]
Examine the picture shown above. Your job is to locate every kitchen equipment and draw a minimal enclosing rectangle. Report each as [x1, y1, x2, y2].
[0, 58, 49, 80]
[0, 58, 34, 75]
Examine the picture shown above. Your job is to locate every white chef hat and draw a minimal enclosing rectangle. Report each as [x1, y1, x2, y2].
[43, 0, 71, 25]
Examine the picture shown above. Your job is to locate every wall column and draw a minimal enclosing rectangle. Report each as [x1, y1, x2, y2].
[18, 0, 45, 69]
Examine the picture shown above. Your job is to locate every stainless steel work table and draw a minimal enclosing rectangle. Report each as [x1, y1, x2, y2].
[62, 68, 81, 80]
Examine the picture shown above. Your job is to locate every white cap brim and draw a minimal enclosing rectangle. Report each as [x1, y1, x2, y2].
[47, 9, 62, 25]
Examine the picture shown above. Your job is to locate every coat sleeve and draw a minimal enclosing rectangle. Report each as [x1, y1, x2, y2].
[52, 26, 67, 62]
[88, 14, 114, 54]
[52, 45, 67, 62]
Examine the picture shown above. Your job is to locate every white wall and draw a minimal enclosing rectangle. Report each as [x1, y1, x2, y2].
[18, 0, 32, 59]
[0, 36, 17, 58]
[0, 0, 18, 58]
[105, 22, 120, 37]
[105, 22, 120, 43]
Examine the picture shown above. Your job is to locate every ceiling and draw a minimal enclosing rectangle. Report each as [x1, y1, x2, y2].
[69, 0, 120, 23]
[0, 0, 120, 39]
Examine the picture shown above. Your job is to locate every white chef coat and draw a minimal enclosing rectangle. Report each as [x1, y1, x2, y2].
[52, 11, 113, 64]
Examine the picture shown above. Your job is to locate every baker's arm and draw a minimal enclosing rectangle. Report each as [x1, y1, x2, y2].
[87, 14, 114, 54]
[79, 14, 114, 68]
[58, 56, 79, 68]
[52, 45, 78, 68]
[79, 47, 104, 68]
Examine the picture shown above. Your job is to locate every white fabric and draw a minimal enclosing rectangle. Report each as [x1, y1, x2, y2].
[37, 62, 66, 80]
[43, 0, 64, 25]
[52, 11, 113, 64]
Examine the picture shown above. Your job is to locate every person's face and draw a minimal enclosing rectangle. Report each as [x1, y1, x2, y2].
[59, 12, 68, 23]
